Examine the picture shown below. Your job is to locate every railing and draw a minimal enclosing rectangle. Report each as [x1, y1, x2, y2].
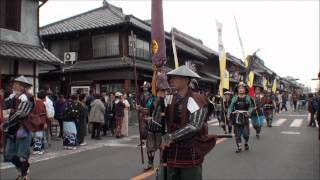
[93, 45, 120, 58]
[129, 48, 151, 60]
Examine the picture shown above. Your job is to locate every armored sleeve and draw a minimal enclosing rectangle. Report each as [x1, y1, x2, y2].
[3, 100, 33, 130]
[167, 106, 208, 143]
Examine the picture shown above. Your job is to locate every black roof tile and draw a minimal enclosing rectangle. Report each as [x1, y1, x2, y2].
[0, 40, 62, 65]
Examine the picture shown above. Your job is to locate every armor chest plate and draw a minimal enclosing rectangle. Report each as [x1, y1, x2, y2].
[235, 97, 249, 111]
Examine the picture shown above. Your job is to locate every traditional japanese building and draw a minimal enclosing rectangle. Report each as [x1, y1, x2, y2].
[0, 0, 61, 95]
[39, 1, 220, 96]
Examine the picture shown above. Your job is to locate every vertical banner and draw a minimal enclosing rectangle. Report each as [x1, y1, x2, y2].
[272, 79, 277, 93]
[248, 71, 255, 97]
[216, 19, 228, 96]
[263, 76, 268, 91]
[223, 70, 230, 90]
[151, 0, 167, 96]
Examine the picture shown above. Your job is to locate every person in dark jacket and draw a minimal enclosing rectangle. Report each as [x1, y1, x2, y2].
[54, 94, 67, 138]
[77, 94, 88, 145]
[307, 93, 318, 127]
[63, 95, 81, 150]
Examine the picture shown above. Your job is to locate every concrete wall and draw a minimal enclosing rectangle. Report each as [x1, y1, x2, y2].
[0, 0, 39, 46]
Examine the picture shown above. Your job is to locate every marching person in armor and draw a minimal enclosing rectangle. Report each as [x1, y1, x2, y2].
[251, 86, 265, 139]
[138, 82, 154, 141]
[1, 76, 34, 180]
[160, 65, 217, 180]
[144, 86, 167, 171]
[263, 89, 275, 128]
[221, 90, 233, 134]
[228, 82, 254, 153]
[214, 94, 222, 126]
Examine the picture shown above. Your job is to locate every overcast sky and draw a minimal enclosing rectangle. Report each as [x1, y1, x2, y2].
[39, 0, 319, 91]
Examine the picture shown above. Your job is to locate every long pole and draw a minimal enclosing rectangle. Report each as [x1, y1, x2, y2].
[171, 28, 179, 69]
[234, 16, 261, 121]
[0, 66, 3, 153]
[131, 30, 144, 164]
[234, 16, 246, 63]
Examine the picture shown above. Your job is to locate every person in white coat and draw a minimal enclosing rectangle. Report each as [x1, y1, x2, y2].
[121, 94, 130, 137]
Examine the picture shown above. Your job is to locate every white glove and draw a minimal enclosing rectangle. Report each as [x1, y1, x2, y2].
[9, 93, 16, 99]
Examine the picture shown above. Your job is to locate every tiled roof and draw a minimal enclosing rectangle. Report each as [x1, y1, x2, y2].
[0, 40, 62, 65]
[40, 5, 125, 36]
[40, 3, 208, 60]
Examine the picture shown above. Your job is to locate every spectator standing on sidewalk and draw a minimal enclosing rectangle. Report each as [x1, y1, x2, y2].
[63, 94, 80, 150]
[54, 94, 67, 138]
[43, 90, 55, 147]
[31, 90, 48, 155]
[122, 94, 130, 137]
[77, 94, 88, 145]
[88, 94, 105, 140]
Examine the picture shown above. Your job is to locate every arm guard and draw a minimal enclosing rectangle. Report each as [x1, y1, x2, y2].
[163, 107, 208, 144]
[3, 100, 33, 131]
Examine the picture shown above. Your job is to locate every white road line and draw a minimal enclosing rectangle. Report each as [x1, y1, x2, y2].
[208, 119, 218, 124]
[209, 122, 220, 126]
[273, 118, 287, 126]
[281, 131, 301, 135]
[286, 115, 308, 117]
[290, 119, 304, 127]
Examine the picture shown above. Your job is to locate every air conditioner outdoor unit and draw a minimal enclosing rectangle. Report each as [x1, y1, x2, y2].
[64, 52, 78, 64]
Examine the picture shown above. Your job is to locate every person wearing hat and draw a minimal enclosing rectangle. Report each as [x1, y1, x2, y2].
[221, 90, 233, 134]
[160, 65, 216, 180]
[227, 82, 254, 153]
[263, 88, 275, 128]
[144, 83, 168, 171]
[251, 86, 265, 138]
[1, 76, 34, 180]
[137, 81, 154, 145]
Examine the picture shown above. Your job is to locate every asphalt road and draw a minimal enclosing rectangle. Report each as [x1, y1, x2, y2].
[1, 110, 319, 180]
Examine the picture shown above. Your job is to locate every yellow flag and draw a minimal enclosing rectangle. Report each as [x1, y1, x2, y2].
[247, 71, 254, 88]
[272, 79, 277, 93]
[216, 20, 228, 96]
[263, 77, 268, 90]
[223, 70, 229, 90]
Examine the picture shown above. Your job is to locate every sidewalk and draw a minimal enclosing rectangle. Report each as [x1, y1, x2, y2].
[0, 119, 142, 169]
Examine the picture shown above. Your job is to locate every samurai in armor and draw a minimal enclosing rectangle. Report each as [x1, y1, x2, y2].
[144, 87, 167, 171]
[1, 76, 34, 180]
[228, 82, 254, 153]
[263, 89, 275, 127]
[221, 91, 233, 134]
[139, 82, 154, 141]
[251, 86, 265, 139]
[214, 94, 222, 124]
[160, 65, 216, 180]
